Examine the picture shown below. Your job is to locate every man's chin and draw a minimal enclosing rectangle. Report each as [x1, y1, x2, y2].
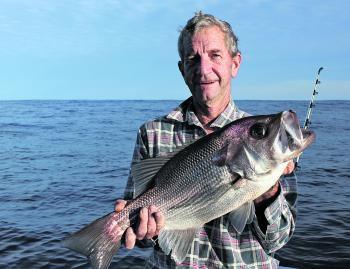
[193, 96, 218, 108]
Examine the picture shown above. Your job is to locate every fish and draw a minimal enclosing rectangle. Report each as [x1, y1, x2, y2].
[63, 110, 315, 269]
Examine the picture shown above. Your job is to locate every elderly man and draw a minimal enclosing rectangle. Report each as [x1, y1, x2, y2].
[116, 12, 296, 269]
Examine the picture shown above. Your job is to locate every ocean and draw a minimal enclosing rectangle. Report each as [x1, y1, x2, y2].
[0, 100, 349, 269]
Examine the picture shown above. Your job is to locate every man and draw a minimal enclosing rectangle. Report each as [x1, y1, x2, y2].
[116, 12, 296, 268]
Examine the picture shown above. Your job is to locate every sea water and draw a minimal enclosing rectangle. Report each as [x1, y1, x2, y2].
[0, 100, 349, 269]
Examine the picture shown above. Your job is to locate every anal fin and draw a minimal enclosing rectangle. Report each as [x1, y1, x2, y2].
[158, 228, 199, 263]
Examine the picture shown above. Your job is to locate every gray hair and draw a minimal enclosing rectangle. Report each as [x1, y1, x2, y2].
[178, 12, 240, 61]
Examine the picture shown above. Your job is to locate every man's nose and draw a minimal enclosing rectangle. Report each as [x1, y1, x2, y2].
[198, 56, 212, 75]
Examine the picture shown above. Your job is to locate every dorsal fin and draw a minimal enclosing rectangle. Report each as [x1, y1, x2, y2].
[131, 143, 191, 197]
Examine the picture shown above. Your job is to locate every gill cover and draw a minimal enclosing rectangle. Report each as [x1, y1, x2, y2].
[212, 142, 243, 167]
[212, 115, 280, 179]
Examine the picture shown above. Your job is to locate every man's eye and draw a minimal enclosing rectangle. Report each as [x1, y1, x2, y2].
[185, 56, 196, 65]
[211, 54, 222, 61]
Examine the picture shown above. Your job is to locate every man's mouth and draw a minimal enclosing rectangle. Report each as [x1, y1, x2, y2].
[200, 80, 217, 85]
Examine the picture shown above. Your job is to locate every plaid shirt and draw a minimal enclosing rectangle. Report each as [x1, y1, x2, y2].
[124, 98, 297, 269]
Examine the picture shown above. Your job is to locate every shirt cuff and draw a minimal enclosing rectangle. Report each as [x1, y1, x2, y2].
[253, 184, 288, 239]
[264, 187, 286, 226]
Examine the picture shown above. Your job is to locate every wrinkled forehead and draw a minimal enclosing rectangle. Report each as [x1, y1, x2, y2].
[182, 26, 229, 56]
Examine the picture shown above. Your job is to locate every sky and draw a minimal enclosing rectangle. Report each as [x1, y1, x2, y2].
[0, 0, 349, 100]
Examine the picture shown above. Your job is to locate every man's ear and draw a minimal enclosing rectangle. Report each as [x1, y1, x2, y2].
[231, 53, 241, 78]
[178, 61, 184, 77]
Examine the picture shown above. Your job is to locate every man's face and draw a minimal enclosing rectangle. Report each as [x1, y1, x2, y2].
[179, 26, 241, 108]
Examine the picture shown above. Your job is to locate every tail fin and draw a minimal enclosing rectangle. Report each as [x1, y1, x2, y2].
[63, 212, 124, 269]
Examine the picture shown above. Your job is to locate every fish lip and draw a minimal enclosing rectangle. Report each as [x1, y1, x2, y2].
[301, 129, 316, 148]
[287, 129, 315, 159]
[282, 110, 302, 142]
[281, 110, 316, 158]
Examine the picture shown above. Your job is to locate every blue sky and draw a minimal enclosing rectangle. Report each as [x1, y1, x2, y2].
[0, 0, 349, 100]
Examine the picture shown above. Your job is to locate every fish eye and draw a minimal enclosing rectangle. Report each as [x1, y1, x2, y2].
[250, 123, 268, 139]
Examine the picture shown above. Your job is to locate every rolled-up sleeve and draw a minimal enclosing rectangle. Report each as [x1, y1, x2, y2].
[252, 173, 297, 253]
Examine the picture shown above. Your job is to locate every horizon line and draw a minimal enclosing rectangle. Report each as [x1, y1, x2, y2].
[0, 98, 348, 102]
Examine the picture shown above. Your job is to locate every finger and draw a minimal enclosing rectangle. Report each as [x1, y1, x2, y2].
[114, 199, 127, 212]
[136, 207, 148, 240]
[125, 227, 136, 249]
[283, 161, 295, 175]
[154, 211, 165, 235]
[254, 181, 280, 204]
[146, 206, 157, 239]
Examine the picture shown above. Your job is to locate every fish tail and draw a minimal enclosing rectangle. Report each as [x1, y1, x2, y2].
[63, 212, 128, 269]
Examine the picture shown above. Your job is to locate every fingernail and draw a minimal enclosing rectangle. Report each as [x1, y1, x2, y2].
[142, 207, 148, 215]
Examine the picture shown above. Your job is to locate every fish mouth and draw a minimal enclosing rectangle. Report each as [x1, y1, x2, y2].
[301, 129, 316, 149]
[287, 129, 315, 160]
[281, 111, 316, 160]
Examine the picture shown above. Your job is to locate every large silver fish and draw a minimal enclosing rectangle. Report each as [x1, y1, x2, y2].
[63, 111, 315, 269]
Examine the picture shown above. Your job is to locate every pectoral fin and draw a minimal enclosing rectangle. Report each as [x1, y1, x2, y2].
[228, 202, 255, 234]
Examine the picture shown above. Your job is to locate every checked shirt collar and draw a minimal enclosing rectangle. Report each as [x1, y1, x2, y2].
[166, 97, 239, 130]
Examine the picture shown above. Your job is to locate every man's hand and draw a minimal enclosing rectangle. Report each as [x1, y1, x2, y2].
[283, 160, 295, 176]
[114, 199, 165, 249]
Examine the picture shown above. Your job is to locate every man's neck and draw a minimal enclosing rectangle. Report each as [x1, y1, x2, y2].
[193, 98, 230, 134]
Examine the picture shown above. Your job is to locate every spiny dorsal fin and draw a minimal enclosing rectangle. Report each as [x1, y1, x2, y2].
[131, 143, 192, 197]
